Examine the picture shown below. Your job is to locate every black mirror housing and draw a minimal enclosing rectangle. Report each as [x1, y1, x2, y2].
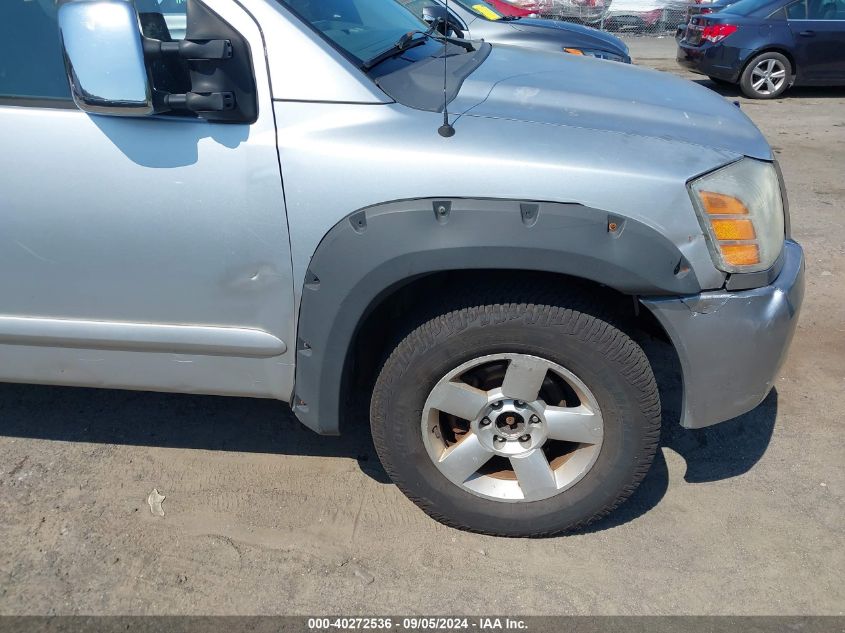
[180, 0, 258, 124]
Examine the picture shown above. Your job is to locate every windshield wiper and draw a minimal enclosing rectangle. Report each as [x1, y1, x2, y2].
[362, 29, 434, 71]
[362, 24, 475, 71]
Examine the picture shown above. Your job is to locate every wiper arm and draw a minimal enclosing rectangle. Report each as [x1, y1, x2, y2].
[396, 26, 432, 50]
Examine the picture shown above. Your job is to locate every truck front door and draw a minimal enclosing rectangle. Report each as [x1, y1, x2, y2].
[0, 0, 296, 400]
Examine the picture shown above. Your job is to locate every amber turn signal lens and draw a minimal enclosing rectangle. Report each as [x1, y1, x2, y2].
[563, 48, 585, 55]
[721, 244, 760, 267]
[711, 218, 756, 241]
[699, 191, 749, 215]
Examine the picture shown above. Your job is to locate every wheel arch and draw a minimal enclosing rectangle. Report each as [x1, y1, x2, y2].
[293, 198, 699, 435]
[742, 46, 797, 80]
[344, 269, 678, 431]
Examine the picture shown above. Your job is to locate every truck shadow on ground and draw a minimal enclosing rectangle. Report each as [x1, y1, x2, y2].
[695, 78, 845, 100]
[0, 336, 777, 534]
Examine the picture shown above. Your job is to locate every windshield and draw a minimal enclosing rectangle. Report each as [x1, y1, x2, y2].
[399, 0, 505, 20]
[279, 0, 428, 65]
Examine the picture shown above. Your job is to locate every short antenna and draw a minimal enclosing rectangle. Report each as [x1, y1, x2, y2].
[438, 0, 456, 138]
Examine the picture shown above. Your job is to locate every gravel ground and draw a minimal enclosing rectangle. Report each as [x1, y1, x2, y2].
[1, 39, 843, 616]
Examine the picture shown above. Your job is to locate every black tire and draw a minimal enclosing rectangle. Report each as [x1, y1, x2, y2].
[739, 51, 792, 99]
[370, 290, 661, 537]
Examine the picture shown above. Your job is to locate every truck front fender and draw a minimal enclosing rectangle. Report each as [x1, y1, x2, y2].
[293, 197, 701, 434]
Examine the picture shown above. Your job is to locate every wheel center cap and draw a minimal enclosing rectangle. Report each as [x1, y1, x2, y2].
[495, 411, 526, 438]
[474, 398, 547, 455]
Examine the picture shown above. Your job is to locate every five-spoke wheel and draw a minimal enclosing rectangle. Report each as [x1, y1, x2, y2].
[422, 353, 603, 502]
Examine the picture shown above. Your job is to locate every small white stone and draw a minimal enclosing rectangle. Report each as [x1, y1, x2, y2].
[147, 488, 166, 517]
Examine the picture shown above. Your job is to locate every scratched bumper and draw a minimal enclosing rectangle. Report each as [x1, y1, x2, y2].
[641, 240, 805, 429]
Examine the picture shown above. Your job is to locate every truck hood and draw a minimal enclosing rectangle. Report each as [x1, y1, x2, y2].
[507, 17, 629, 58]
[451, 45, 772, 160]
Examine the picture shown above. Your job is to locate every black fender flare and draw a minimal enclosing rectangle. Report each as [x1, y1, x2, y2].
[293, 198, 700, 434]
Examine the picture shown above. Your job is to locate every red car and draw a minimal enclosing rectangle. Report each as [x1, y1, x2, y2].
[504, 0, 554, 14]
[484, 0, 537, 16]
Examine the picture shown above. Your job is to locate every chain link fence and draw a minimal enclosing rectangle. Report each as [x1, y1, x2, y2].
[509, 0, 692, 36]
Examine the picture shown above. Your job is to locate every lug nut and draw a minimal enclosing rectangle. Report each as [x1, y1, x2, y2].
[519, 434, 531, 442]
[480, 417, 491, 426]
[514, 400, 523, 407]
[530, 415, 540, 424]
[494, 435, 504, 443]
[491, 401, 503, 409]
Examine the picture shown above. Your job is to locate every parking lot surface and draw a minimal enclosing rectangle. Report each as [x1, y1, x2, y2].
[1, 39, 843, 616]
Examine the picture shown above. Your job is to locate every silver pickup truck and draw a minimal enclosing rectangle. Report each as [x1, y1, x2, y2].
[0, 0, 804, 536]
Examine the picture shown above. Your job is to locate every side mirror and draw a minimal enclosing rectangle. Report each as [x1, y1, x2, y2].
[422, 5, 451, 36]
[58, 0, 154, 116]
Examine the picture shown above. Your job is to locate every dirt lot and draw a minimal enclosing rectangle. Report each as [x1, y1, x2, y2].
[1, 39, 843, 616]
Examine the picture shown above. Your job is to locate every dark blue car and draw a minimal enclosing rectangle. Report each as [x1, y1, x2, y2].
[677, 0, 845, 98]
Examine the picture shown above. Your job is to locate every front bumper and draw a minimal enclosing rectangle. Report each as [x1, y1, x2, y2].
[641, 240, 805, 429]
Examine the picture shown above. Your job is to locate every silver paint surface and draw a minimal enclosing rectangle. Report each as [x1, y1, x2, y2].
[58, 0, 154, 116]
[274, 95, 738, 308]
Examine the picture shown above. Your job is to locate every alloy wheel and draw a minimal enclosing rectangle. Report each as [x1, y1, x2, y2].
[420, 353, 604, 503]
[750, 58, 787, 96]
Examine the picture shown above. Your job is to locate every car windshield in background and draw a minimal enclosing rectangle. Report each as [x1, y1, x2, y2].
[454, 0, 505, 19]
[279, 0, 426, 65]
[720, 0, 781, 15]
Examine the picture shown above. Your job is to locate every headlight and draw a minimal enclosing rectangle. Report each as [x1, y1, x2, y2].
[689, 158, 785, 273]
[563, 48, 627, 63]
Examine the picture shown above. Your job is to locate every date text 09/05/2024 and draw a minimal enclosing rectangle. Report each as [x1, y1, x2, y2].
[307, 617, 529, 630]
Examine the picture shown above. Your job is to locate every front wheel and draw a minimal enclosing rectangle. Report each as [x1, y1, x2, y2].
[370, 293, 661, 536]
